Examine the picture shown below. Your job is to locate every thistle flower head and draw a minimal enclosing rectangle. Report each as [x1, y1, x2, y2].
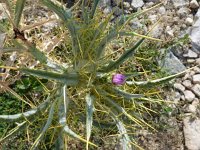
[112, 74, 126, 85]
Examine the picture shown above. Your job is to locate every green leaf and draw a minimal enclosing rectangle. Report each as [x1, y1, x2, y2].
[14, 0, 26, 27]
[20, 68, 79, 85]
[28, 45, 47, 63]
[30, 102, 56, 150]
[58, 85, 69, 126]
[90, 0, 100, 19]
[126, 69, 187, 87]
[0, 96, 51, 122]
[86, 93, 94, 150]
[101, 38, 145, 72]
[111, 88, 144, 99]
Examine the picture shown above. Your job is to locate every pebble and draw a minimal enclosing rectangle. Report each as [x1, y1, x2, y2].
[131, 0, 144, 9]
[186, 104, 196, 113]
[183, 50, 198, 58]
[184, 90, 195, 102]
[158, 6, 166, 15]
[177, 7, 190, 18]
[192, 74, 200, 84]
[190, 0, 199, 9]
[166, 26, 174, 37]
[185, 17, 194, 26]
[182, 80, 193, 89]
[173, 0, 190, 8]
[192, 84, 200, 97]
[174, 83, 185, 92]
[195, 58, 200, 65]
[184, 117, 200, 150]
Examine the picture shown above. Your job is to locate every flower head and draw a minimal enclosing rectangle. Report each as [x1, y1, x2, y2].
[112, 74, 126, 85]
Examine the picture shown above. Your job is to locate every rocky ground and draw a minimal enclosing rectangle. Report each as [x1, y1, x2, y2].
[99, 0, 200, 149]
[1, 0, 200, 149]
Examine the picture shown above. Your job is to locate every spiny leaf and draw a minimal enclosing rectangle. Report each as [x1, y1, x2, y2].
[14, 0, 26, 27]
[30, 102, 55, 150]
[86, 93, 94, 150]
[90, 0, 100, 19]
[63, 125, 97, 147]
[0, 96, 50, 122]
[101, 38, 145, 72]
[126, 68, 193, 87]
[111, 88, 144, 99]
[20, 68, 79, 85]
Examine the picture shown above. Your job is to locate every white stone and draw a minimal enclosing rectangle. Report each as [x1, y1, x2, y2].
[185, 17, 194, 26]
[103, 7, 112, 15]
[166, 26, 174, 37]
[177, 7, 190, 18]
[184, 117, 200, 150]
[131, 0, 144, 9]
[192, 84, 200, 97]
[190, 0, 199, 9]
[184, 50, 198, 58]
[150, 23, 164, 38]
[193, 74, 200, 84]
[196, 58, 200, 65]
[187, 59, 196, 63]
[187, 104, 197, 113]
[172, 0, 190, 8]
[158, 6, 166, 15]
[184, 90, 195, 102]
[182, 80, 193, 89]
[148, 15, 158, 24]
[174, 83, 185, 92]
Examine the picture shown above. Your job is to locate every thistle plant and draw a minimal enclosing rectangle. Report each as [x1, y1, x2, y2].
[0, 0, 186, 149]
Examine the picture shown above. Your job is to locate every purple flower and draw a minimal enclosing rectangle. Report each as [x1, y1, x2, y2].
[112, 74, 126, 85]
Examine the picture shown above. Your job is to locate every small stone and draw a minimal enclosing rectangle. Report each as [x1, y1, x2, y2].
[174, 91, 181, 102]
[131, 0, 144, 9]
[148, 15, 158, 24]
[184, 117, 200, 150]
[193, 74, 200, 84]
[187, 59, 196, 63]
[123, 2, 130, 8]
[192, 84, 200, 97]
[103, 6, 112, 15]
[195, 58, 200, 65]
[185, 17, 194, 26]
[166, 26, 174, 37]
[190, 0, 199, 9]
[182, 80, 193, 89]
[174, 83, 185, 92]
[187, 104, 197, 113]
[193, 66, 200, 73]
[177, 7, 190, 18]
[184, 90, 195, 102]
[158, 6, 166, 15]
[184, 50, 198, 58]
[173, 0, 189, 8]
[183, 73, 192, 80]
